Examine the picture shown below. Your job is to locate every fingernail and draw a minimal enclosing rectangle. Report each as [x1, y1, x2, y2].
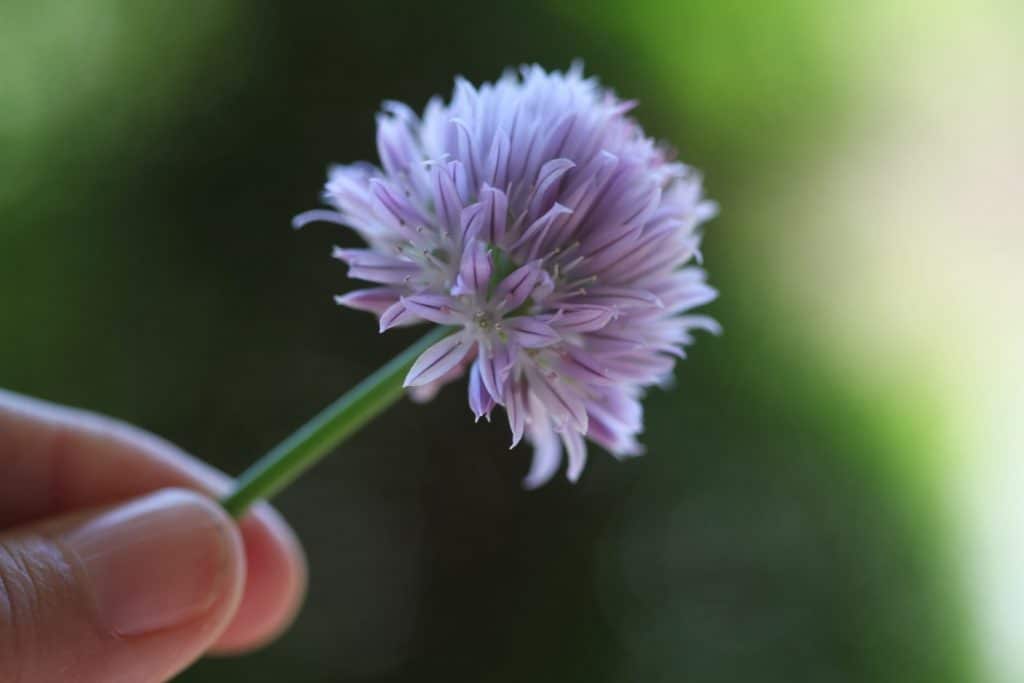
[64, 489, 233, 637]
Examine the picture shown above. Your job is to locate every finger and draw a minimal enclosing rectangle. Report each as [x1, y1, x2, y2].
[211, 509, 306, 654]
[0, 389, 306, 654]
[0, 489, 246, 683]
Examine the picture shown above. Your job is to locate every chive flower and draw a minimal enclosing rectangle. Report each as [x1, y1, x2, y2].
[295, 64, 718, 488]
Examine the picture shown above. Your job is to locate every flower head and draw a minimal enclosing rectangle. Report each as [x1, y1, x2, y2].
[296, 64, 718, 487]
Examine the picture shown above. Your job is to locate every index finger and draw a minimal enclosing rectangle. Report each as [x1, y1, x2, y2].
[0, 388, 307, 654]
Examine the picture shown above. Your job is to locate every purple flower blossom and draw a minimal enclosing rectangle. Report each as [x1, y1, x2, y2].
[296, 64, 718, 487]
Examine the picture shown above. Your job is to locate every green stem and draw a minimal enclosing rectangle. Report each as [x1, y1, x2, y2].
[221, 326, 452, 517]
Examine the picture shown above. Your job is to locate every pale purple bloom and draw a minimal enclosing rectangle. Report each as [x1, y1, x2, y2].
[296, 64, 718, 487]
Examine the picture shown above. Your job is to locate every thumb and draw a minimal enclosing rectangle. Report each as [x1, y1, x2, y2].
[0, 489, 246, 683]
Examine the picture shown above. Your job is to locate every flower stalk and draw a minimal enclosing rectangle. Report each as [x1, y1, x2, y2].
[221, 326, 452, 517]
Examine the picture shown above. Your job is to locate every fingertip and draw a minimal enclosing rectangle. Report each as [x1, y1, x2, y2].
[211, 502, 307, 654]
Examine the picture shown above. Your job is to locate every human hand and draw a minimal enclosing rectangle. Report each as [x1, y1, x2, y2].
[0, 390, 307, 682]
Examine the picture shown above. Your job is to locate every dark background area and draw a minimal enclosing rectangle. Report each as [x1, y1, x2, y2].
[1, 1, 992, 681]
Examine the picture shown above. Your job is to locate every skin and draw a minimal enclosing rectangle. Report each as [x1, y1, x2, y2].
[0, 389, 307, 682]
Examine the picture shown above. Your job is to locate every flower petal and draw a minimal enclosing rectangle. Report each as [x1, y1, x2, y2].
[334, 288, 401, 315]
[494, 260, 542, 311]
[584, 328, 646, 355]
[370, 178, 430, 229]
[547, 306, 615, 334]
[401, 293, 463, 324]
[430, 161, 465, 237]
[562, 430, 588, 483]
[510, 202, 572, 260]
[379, 300, 420, 332]
[479, 343, 514, 403]
[506, 380, 527, 447]
[461, 185, 508, 245]
[333, 247, 419, 285]
[468, 360, 496, 422]
[522, 423, 562, 490]
[404, 332, 473, 387]
[483, 128, 511, 190]
[376, 102, 426, 193]
[558, 346, 615, 384]
[527, 368, 588, 433]
[559, 285, 662, 309]
[503, 316, 560, 348]
[679, 314, 723, 336]
[528, 158, 575, 219]
[452, 239, 492, 297]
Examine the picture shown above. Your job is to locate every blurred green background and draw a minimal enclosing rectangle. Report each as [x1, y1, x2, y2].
[3, 1, 1021, 681]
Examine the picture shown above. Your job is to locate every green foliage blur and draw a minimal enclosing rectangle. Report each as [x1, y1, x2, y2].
[0, 1, 979, 681]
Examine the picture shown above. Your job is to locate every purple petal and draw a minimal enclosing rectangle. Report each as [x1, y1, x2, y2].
[506, 380, 527, 447]
[503, 316, 560, 348]
[576, 227, 644, 275]
[376, 103, 423, 182]
[527, 368, 588, 433]
[430, 162, 464, 237]
[584, 329, 646, 355]
[461, 185, 508, 245]
[453, 239, 492, 297]
[518, 204, 573, 261]
[322, 164, 397, 241]
[560, 286, 662, 309]
[404, 332, 473, 387]
[292, 209, 347, 230]
[585, 394, 645, 457]
[379, 300, 420, 331]
[522, 423, 562, 490]
[333, 247, 419, 285]
[528, 158, 575, 218]
[554, 152, 619, 240]
[575, 225, 644, 273]
[449, 116, 480, 189]
[547, 306, 614, 333]
[334, 288, 401, 315]
[532, 112, 576, 173]
[494, 260, 542, 311]
[370, 178, 430, 230]
[599, 353, 675, 386]
[479, 343, 513, 402]
[530, 270, 556, 303]
[658, 281, 718, 314]
[557, 346, 615, 384]
[586, 412, 643, 456]
[679, 314, 723, 336]
[483, 128, 511, 190]
[401, 294, 463, 324]
[409, 350, 472, 404]
[468, 360, 496, 421]
[562, 430, 587, 483]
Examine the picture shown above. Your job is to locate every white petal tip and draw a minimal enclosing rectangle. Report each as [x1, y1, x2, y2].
[521, 477, 544, 491]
